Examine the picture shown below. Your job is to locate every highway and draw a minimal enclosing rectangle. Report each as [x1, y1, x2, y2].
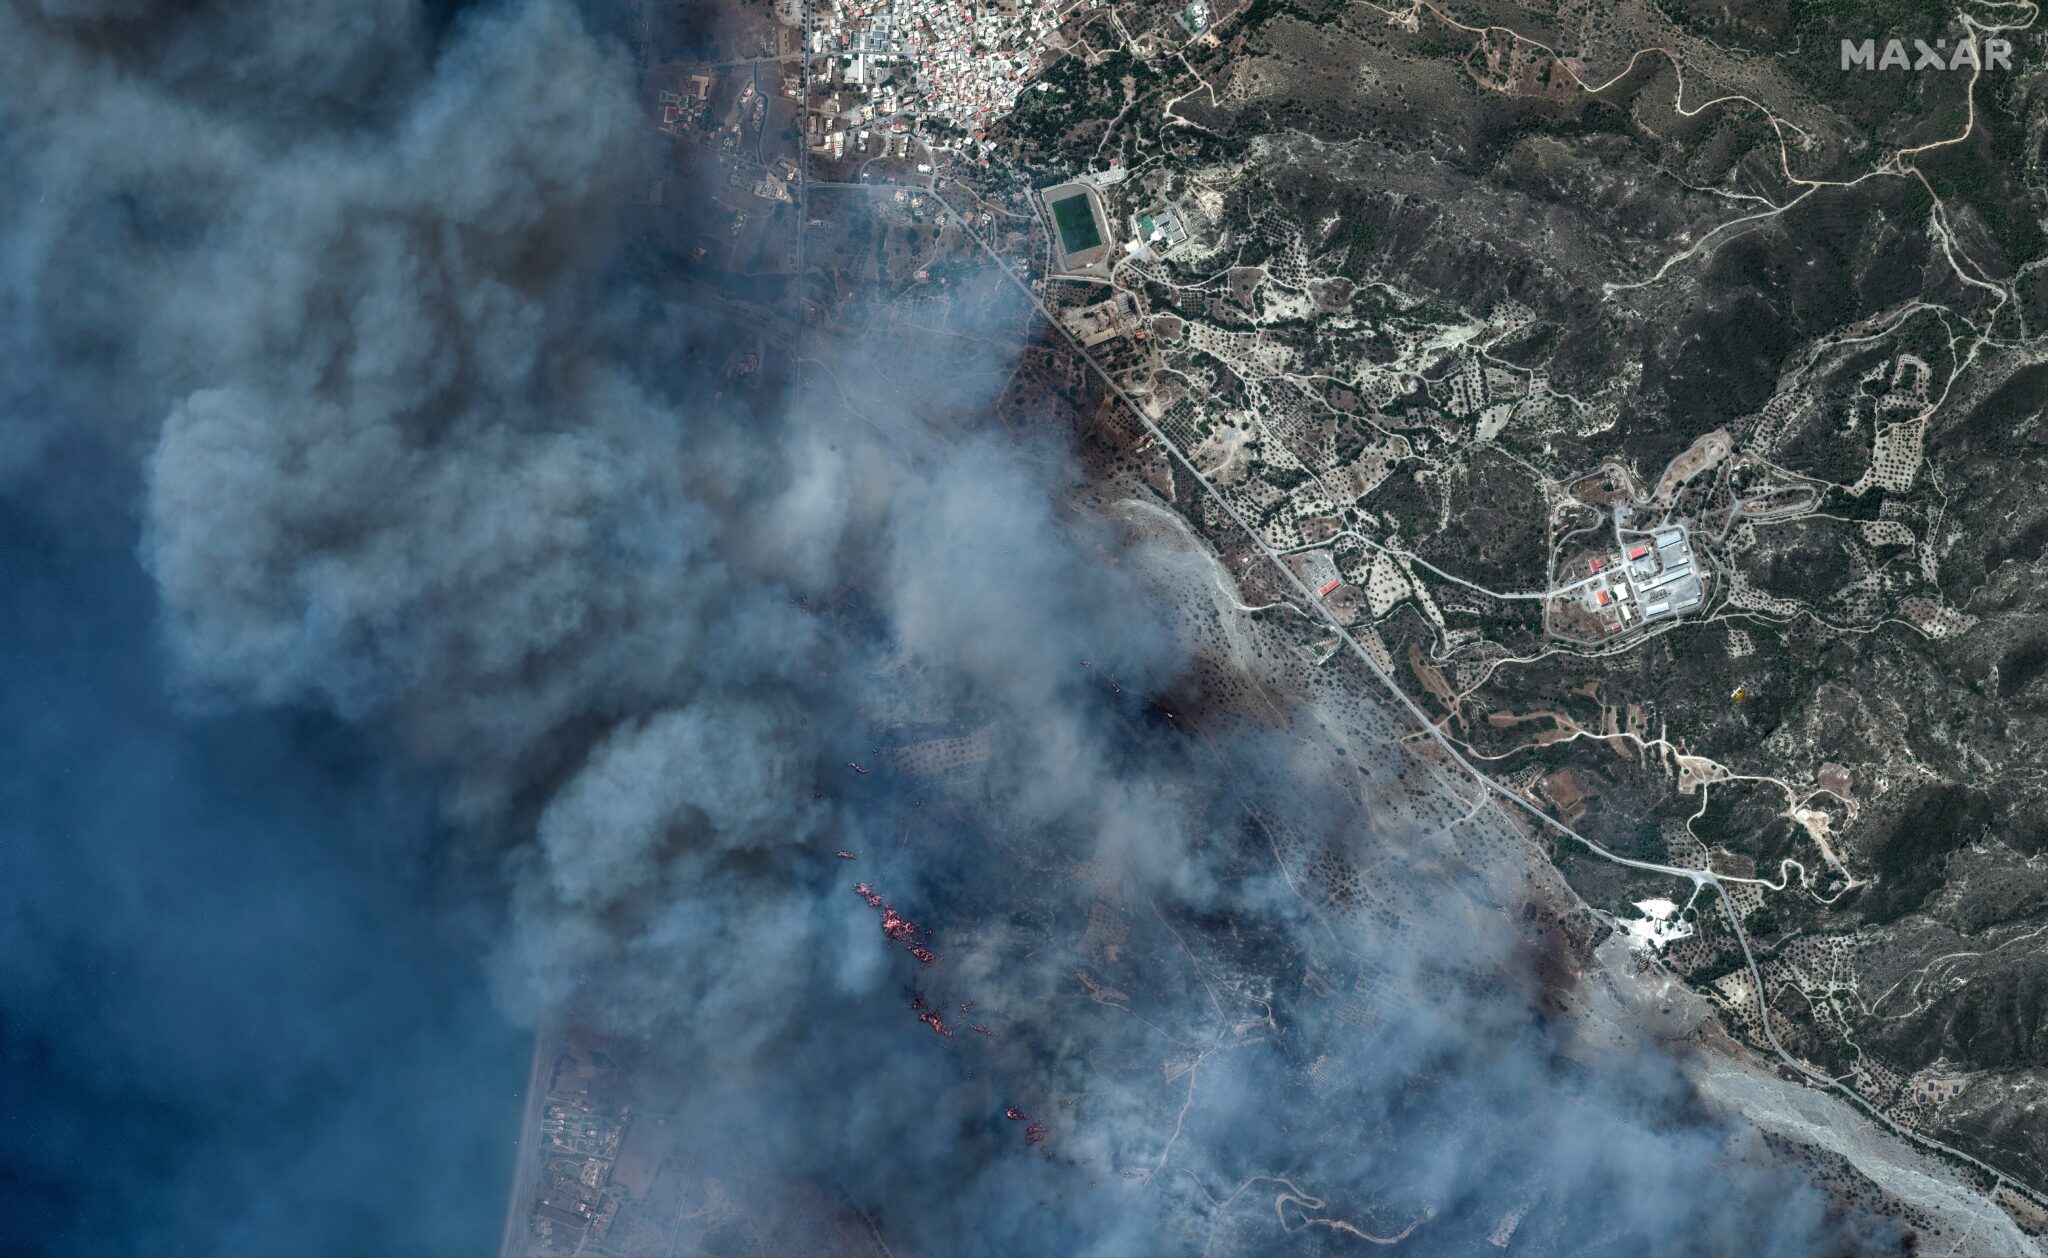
[929, 185, 2048, 1214]
[932, 185, 1723, 892]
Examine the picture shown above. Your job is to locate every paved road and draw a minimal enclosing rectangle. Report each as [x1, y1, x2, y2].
[933, 185, 1719, 889]
[930, 186, 2048, 1212]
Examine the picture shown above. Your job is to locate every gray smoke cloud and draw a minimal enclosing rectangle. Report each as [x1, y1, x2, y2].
[2, 0, 1912, 1253]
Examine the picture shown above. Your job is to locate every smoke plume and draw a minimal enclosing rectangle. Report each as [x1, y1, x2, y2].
[2, 1, 1914, 1253]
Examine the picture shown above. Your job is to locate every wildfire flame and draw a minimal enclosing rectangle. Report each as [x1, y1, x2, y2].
[855, 883, 936, 964]
[911, 992, 954, 1038]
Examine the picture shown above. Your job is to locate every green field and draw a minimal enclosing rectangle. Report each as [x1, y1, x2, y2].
[1051, 193, 1103, 255]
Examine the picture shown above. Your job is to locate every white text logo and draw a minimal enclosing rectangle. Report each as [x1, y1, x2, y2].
[1841, 37, 2014, 71]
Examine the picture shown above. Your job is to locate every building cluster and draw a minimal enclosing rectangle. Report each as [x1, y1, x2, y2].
[523, 1047, 631, 1255]
[806, 65, 926, 162]
[1125, 201, 1189, 262]
[1059, 290, 1145, 347]
[811, 0, 1069, 130]
[1570, 524, 1705, 636]
[657, 76, 714, 137]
